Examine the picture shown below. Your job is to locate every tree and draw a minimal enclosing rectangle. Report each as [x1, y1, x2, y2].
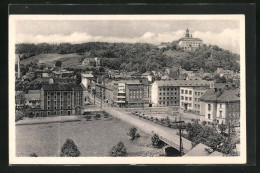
[55, 61, 62, 68]
[85, 115, 92, 121]
[151, 133, 164, 148]
[60, 139, 80, 157]
[109, 141, 127, 157]
[127, 127, 140, 141]
[218, 123, 227, 135]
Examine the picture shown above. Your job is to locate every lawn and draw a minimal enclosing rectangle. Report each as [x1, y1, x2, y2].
[16, 116, 164, 157]
[20, 53, 86, 68]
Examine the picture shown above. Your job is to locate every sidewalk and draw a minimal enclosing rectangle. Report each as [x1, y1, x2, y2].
[16, 115, 82, 126]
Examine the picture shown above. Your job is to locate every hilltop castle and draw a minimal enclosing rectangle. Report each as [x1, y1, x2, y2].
[178, 28, 203, 51]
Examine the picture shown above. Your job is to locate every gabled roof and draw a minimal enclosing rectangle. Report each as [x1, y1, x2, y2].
[200, 88, 240, 103]
[25, 94, 40, 101]
[179, 37, 202, 42]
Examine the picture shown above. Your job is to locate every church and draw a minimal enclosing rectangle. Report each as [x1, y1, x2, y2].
[178, 28, 203, 51]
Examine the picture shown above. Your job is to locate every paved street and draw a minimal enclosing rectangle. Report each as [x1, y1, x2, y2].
[85, 94, 192, 152]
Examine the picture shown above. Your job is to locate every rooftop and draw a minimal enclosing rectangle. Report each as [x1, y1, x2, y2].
[200, 87, 240, 102]
[154, 80, 209, 87]
[184, 143, 222, 157]
[25, 94, 41, 101]
[42, 84, 83, 91]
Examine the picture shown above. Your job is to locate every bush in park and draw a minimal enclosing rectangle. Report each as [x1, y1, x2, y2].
[202, 121, 207, 126]
[85, 115, 92, 121]
[60, 139, 80, 157]
[94, 113, 101, 120]
[127, 127, 140, 141]
[109, 141, 127, 157]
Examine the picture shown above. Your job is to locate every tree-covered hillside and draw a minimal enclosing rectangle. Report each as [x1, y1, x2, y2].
[15, 42, 240, 73]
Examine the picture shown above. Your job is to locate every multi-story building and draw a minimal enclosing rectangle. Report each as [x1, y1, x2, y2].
[112, 80, 145, 108]
[200, 86, 240, 125]
[151, 80, 209, 107]
[178, 28, 203, 51]
[180, 86, 209, 113]
[40, 84, 83, 116]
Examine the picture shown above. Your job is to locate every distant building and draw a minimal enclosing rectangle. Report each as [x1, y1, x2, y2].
[81, 73, 95, 90]
[178, 28, 203, 51]
[82, 57, 100, 67]
[200, 85, 240, 125]
[24, 93, 41, 108]
[215, 67, 234, 79]
[151, 80, 209, 107]
[40, 84, 83, 116]
[112, 80, 145, 108]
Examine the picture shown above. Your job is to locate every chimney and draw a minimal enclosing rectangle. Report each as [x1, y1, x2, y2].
[17, 55, 21, 79]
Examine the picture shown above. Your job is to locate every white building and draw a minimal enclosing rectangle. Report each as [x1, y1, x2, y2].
[178, 28, 203, 51]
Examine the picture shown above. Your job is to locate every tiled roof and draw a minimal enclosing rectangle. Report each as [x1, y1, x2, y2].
[184, 143, 211, 156]
[155, 80, 209, 87]
[81, 73, 94, 78]
[28, 90, 41, 94]
[179, 37, 202, 41]
[42, 84, 83, 91]
[25, 94, 40, 101]
[200, 87, 240, 102]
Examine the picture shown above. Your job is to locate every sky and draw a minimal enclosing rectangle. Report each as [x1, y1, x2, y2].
[15, 20, 241, 53]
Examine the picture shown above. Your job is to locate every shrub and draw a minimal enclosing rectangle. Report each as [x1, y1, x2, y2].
[151, 133, 164, 148]
[94, 113, 101, 120]
[85, 115, 92, 121]
[104, 112, 109, 118]
[202, 121, 207, 126]
[109, 141, 127, 157]
[60, 139, 80, 157]
[30, 153, 38, 157]
[155, 118, 159, 121]
[127, 127, 140, 141]
[218, 123, 227, 134]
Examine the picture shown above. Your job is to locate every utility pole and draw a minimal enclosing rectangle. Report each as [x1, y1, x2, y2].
[176, 117, 184, 156]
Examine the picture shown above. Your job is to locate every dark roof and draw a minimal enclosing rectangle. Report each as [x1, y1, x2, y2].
[25, 94, 41, 101]
[200, 88, 240, 103]
[42, 84, 83, 91]
[155, 80, 209, 87]
[179, 37, 202, 41]
[28, 90, 41, 94]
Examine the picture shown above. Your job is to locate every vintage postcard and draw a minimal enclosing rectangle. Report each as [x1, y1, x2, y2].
[9, 14, 246, 164]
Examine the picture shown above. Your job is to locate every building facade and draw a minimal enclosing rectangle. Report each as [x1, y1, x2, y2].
[112, 80, 145, 108]
[40, 84, 83, 116]
[180, 86, 208, 113]
[200, 86, 240, 125]
[151, 80, 209, 107]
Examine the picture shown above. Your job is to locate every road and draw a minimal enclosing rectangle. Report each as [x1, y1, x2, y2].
[85, 94, 192, 153]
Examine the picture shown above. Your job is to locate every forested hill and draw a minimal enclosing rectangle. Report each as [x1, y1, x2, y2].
[15, 42, 240, 73]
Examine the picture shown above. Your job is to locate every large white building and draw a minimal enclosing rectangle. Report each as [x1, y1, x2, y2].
[178, 28, 203, 51]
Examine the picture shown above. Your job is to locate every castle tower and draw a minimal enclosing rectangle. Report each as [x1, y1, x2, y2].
[185, 28, 190, 38]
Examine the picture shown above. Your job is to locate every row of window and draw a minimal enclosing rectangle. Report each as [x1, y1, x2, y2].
[181, 96, 192, 101]
[47, 110, 71, 116]
[159, 92, 178, 96]
[158, 101, 178, 105]
[159, 97, 177, 100]
[194, 104, 200, 108]
[159, 88, 178, 91]
[181, 102, 192, 107]
[181, 90, 192, 95]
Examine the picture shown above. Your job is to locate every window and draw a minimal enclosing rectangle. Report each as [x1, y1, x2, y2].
[189, 103, 192, 107]
[181, 90, 184, 94]
[208, 114, 211, 119]
[208, 104, 211, 111]
[159, 97, 161, 100]
[181, 96, 184, 100]
[195, 92, 197, 95]
[195, 98, 197, 102]
[47, 112, 50, 116]
[189, 91, 192, 95]
[189, 97, 192, 101]
[220, 104, 222, 108]
[198, 105, 200, 108]
[198, 92, 200, 96]
[185, 90, 188, 94]
[185, 97, 188, 100]
[61, 111, 63, 115]
[159, 93, 162, 96]
[219, 111, 222, 117]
